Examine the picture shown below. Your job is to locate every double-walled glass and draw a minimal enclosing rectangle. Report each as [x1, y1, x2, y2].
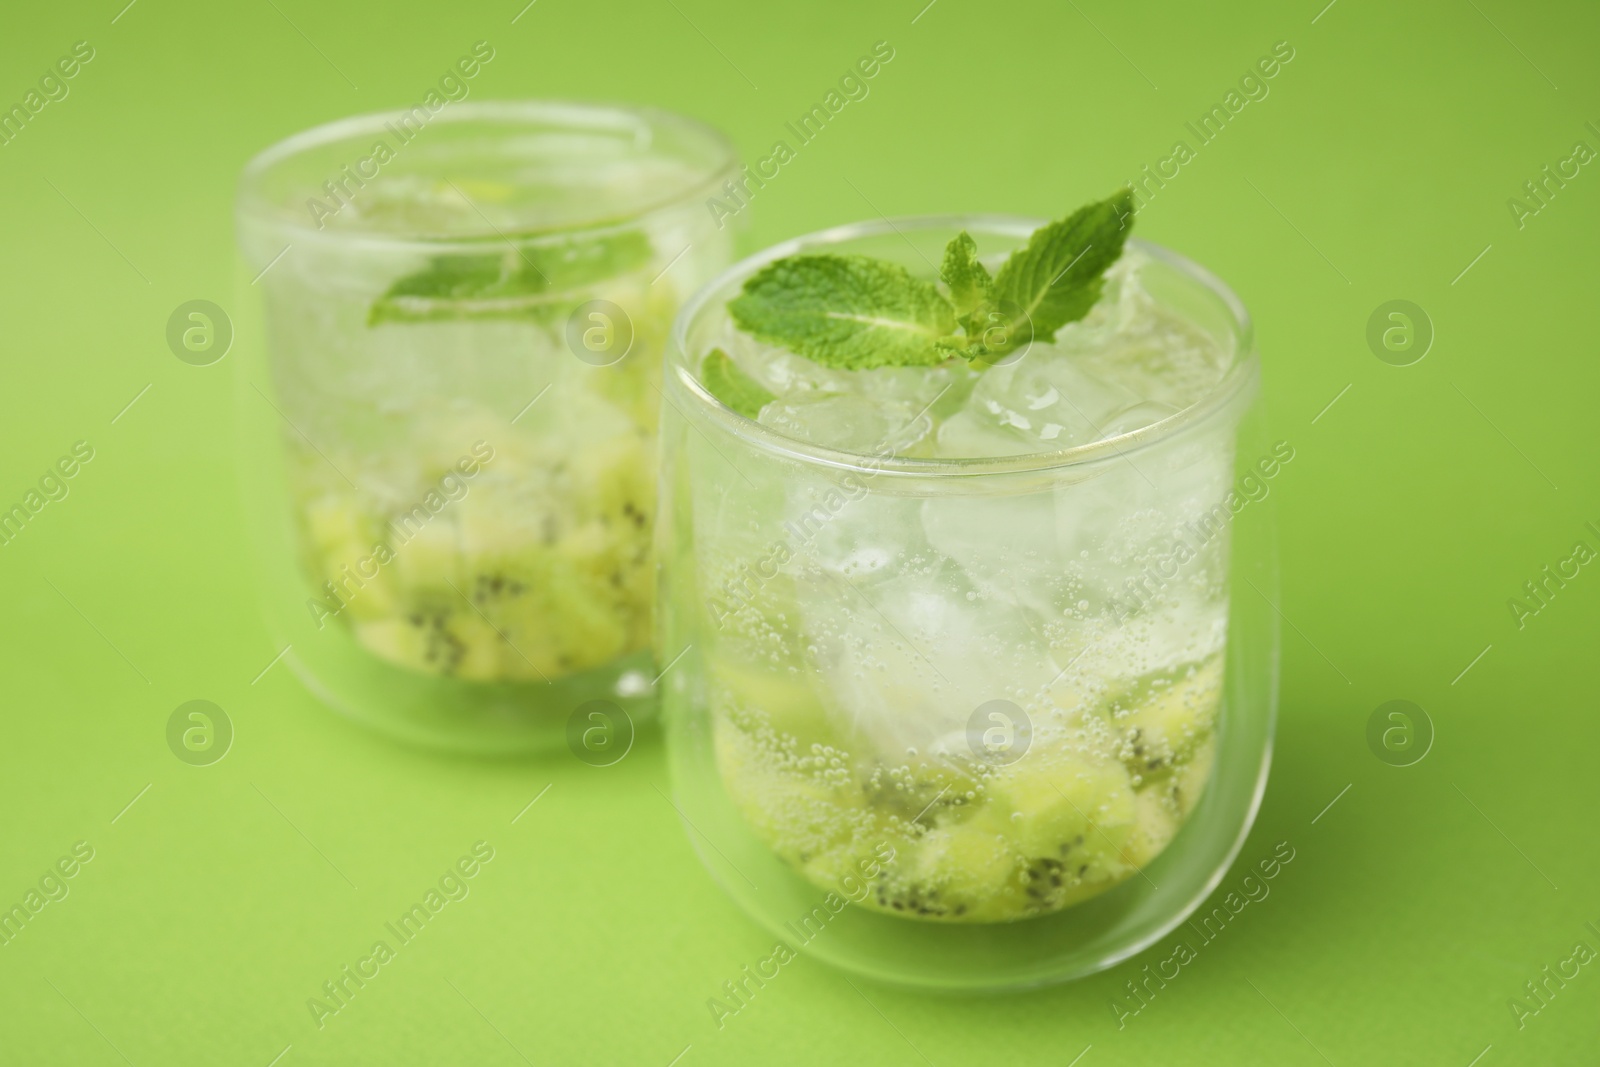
[658, 217, 1279, 988]
[235, 102, 737, 751]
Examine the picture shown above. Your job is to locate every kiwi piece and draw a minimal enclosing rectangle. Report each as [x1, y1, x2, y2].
[352, 603, 501, 681]
[1114, 658, 1223, 779]
[713, 707, 885, 869]
[896, 820, 1021, 920]
[873, 755, 1140, 921]
[709, 655, 844, 751]
[298, 494, 402, 621]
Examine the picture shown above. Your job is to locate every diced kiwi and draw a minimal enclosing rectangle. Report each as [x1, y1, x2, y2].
[292, 421, 657, 683]
[712, 656, 1224, 924]
[895, 819, 1023, 920]
[1114, 658, 1223, 778]
[710, 656, 841, 749]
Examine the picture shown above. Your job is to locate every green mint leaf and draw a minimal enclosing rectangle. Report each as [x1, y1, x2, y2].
[727, 254, 957, 370]
[369, 231, 653, 326]
[939, 231, 993, 318]
[700, 348, 775, 419]
[988, 190, 1134, 349]
[529, 230, 653, 289]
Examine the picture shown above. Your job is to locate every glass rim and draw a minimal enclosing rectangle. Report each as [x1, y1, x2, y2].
[235, 99, 740, 252]
[668, 215, 1259, 479]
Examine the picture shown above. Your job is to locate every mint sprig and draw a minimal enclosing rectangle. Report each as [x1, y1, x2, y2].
[369, 231, 652, 326]
[725, 191, 1133, 369]
[700, 348, 775, 418]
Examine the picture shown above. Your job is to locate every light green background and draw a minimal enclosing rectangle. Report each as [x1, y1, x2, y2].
[2, 0, 1596, 1063]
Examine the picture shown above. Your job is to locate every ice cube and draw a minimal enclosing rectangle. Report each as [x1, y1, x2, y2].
[734, 343, 855, 397]
[789, 557, 1061, 760]
[934, 408, 1041, 459]
[947, 353, 1143, 457]
[921, 489, 1064, 621]
[759, 392, 908, 454]
[1069, 302, 1229, 411]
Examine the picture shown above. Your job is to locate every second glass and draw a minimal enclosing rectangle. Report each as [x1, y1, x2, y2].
[657, 217, 1279, 989]
[234, 102, 737, 751]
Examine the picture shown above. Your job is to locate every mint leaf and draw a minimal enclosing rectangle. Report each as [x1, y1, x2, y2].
[369, 231, 653, 326]
[727, 254, 957, 370]
[531, 230, 653, 289]
[370, 252, 520, 325]
[989, 190, 1133, 348]
[700, 348, 775, 419]
[939, 231, 992, 318]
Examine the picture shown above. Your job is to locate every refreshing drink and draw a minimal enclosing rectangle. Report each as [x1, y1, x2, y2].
[236, 103, 737, 750]
[658, 208, 1278, 986]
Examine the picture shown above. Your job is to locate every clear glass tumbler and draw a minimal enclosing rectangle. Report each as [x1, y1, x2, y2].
[235, 102, 737, 752]
[657, 217, 1279, 988]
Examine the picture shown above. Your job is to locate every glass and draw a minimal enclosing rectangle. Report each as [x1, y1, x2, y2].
[234, 102, 738, 752]
[657, 216, 1279, 989]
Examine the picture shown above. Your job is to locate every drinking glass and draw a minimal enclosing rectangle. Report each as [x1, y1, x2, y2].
[656, 216, 1279, 988]
[235, 101, 738, 752]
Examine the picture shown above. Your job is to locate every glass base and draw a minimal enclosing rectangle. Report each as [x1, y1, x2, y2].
[278, 615, 657, 755]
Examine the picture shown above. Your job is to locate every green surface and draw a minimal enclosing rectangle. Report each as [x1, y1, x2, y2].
[1, 0, 1595, 1063]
